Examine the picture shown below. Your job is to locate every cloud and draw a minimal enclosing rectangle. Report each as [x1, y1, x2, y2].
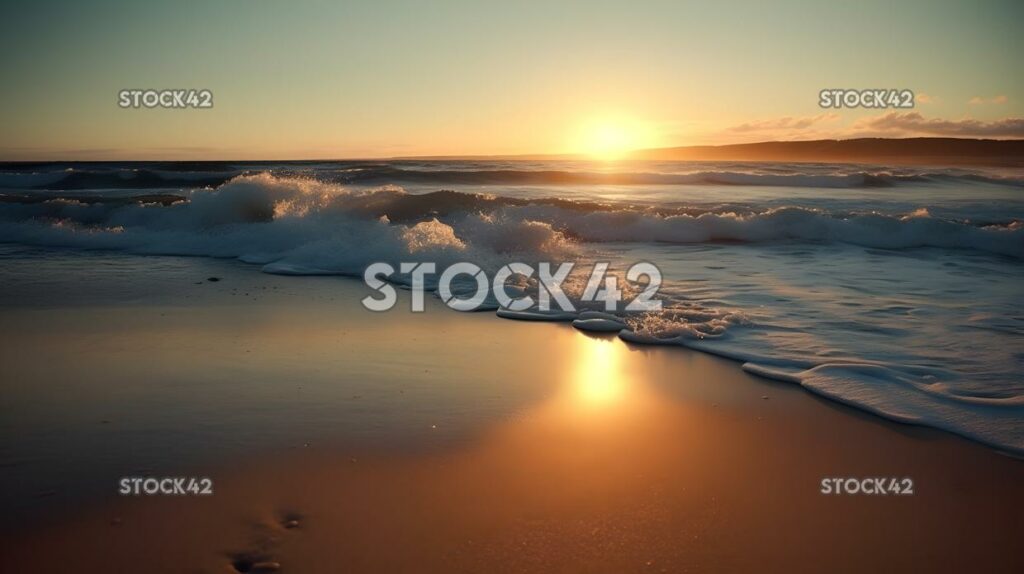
[855, 112, 1024, 137]
[729, 113, 839, 133]
[915, 93, 937, 104]
[968, 95, 1008, 105]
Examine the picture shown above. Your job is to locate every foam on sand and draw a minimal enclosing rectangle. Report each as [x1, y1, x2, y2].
[742, 362, 1024, 456]
[572, 311, 628, 333]
[1, 171, 1022, 455]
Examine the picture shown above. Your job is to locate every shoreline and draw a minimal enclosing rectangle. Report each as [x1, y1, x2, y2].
[1, 250, 1022, 572]
[4, 243, 1021, 457]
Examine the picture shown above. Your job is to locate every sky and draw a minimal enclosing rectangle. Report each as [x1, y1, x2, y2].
[1, 0, 1022, 160]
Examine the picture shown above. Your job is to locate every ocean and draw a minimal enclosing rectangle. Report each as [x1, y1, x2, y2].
[1, 159, 1022, 454]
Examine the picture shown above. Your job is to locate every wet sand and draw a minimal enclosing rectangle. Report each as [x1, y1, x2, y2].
[1, 250, 1022, 573]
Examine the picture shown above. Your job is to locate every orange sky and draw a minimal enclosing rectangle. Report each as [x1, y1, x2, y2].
[1, 1, 1021, 160]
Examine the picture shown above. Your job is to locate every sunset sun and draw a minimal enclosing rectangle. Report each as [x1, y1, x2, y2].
[575, 119, 654, 160]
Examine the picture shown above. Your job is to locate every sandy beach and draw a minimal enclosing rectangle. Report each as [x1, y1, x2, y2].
[1, 249, 1021, 573]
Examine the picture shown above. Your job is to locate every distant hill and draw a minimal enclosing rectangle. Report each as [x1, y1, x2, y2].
[626, 138, 1024, 166]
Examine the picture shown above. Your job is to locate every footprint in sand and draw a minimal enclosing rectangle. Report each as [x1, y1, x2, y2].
[227, 510, 305, 572]
[230, 552, 281, 573]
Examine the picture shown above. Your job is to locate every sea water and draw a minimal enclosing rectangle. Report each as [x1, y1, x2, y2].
[1, 160, 1021, 454]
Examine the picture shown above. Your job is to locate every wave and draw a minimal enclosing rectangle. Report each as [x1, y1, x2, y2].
[2, 173, 1020, 258]
[3, 161, 1022, 191]
[0, 168, 241, 191]
[336, 167, 1024, 188]
[745, 362, 1024, 455]
[1, 172, 1022, 455]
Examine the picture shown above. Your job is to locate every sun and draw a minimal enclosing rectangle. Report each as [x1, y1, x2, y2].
[575, 118, 653, 161]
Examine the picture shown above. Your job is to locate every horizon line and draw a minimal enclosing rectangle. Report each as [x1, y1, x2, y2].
[2, 136, 1024, 164]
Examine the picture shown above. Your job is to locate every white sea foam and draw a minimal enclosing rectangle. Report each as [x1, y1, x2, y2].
[1, 169, 1022, 454]
[572, 317, 628, 332]
[742, 362, 1024, 455]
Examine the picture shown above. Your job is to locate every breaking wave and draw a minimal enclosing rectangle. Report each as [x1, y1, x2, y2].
[1, 173, 1020, 259]
[2, 160, 1023, 191]
[1, 171, 1022, 455]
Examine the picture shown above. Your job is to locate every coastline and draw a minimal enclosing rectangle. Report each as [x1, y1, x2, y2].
[1, 249, 1022, 572]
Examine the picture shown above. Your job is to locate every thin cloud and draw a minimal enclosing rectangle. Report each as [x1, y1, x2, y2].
[915, 93, 937, 104]
[729, 113, 839, 133]
[968, 95, 1008, 105]
[855, 112, 1024, 137]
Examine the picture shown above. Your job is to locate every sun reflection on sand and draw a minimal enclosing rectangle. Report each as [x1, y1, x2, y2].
[571, 337, 628, 407]
[552, 333, 664, 428]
